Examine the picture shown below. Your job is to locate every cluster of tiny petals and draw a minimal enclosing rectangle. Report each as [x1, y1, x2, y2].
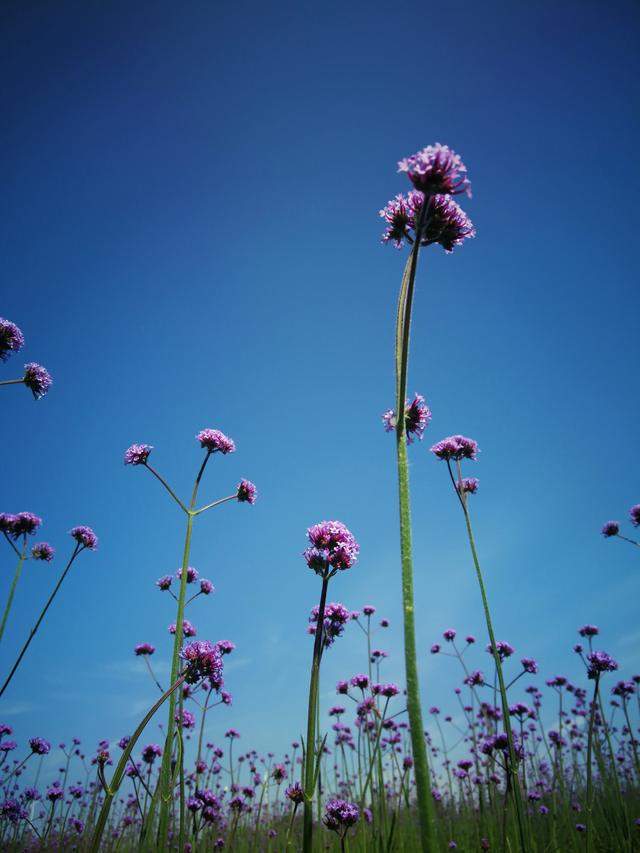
[29, 737, 51, 755]
[196, 429, 236, 454]
[180, 640, 224, 685]
[31, 542, 55, 561]
[430, 435, 479, 461]
[237, 480, 257, 504]
[0, 318, 25, 360]
[169, 620, 197, 638]
[124, 444, 152, 466]
[23, 363, 52, 399]
[586, 650, 618, 679]
[70, 526, 98, 550]
[176, 566, 199, 583]
[134, 643, 155, 656]
[601, 521, 619, 537]
[630, 504, 640, 527]
[379, 193, 415, 248]
[421, 194, 476, 253]
[382, 394, 431, 443]
[398, 143, 472, 198]
[324, 798, 360, 832]
[304, 520, 359, 573]
[459, 477, 479, 494]
[4, 512, 42, 539]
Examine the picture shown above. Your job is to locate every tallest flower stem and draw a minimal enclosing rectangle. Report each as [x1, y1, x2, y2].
[156, 452, 210, 849]
[394, 203, 437, 853]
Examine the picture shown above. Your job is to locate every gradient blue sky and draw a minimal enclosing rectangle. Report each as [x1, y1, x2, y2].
[1, 0, 639, 779]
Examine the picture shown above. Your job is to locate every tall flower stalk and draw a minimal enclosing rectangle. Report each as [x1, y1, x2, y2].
[430, 439, 528, 851]
[381, 143, 475, 852]
[122, 435, 255, 848]
[0, 526, 96, 698]
[301, 521, 359, 853]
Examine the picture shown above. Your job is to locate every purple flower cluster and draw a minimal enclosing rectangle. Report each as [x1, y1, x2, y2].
[586, 651, 618, 679]
[397, 143, 472, 198]
[308, 602, 351, 648]
[0, 512, 42, 539]
[124, 444, 152, 465]
[324, 798, 360, 833]
[196, 429, 236, 455]
[303, 520, 359, 575]
[430, 435, 479, 462]
[382, 393, 431, 443]
[237, 479, 257, 504]
[180, 640, 224, 685]
[70, 526, 98, 550]
[31, 542, 55, 561]
[0, 318, 25, 361]
[23, 363, 52, 399]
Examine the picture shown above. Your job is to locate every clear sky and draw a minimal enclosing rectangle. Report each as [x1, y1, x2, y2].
[1, 0, 639, 779]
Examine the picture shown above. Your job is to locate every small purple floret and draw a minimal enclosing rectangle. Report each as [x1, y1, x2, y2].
[23, 363, 52, 399]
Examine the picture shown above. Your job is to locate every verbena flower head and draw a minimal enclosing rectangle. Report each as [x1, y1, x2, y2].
[200, 578, 214, 595]
[601, 521, 619, 537]
[10, 512, 42, 538]
[586, 650, 618, 679]
[431, 435, 479, 461]
[443, 629, 456, 642]
[304, 520, 359, 574]
[0, 514, 17, 535]
[29, 737, 51, 755]
[579, 624, 599, 638]
[23, 363, 52, 399]
[180, 640, 224, 685]
[324, 798, 360, 832]
[134, 643, 155, 656]
[285, 782, 304, 804]
[521, 657, 538, 674]
[309, 603, 351, 648]
[379, 193, 414, 248]
[487, 640, 514, 660]
[382, 394, 431, 443]
[459, 478, 479, 494]
[629, 504, 640, 527]
[176, 566, 199, 583]
[124, 444, 152, 466]
[237, 480, 257, 504]
[420, 194, 476, 252]
[196, 429, 236, 454]
[0, 318, 25, 361]
[156, 575, 172, 591]
[169, 619, 197, 638]
[70, 526, 98, 550]
[141, 743, 162, 764]
[216, 640, 236, 655]
[31, 542, 54, 561]
[398, 143, 471, 198]
[372, 682, 400, 698]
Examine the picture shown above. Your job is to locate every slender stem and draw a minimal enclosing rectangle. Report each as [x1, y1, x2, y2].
[144, 655, 164, 693]
[90, 672, 187, 852]
[303, 574, 329, 853]
[193, 494, 237, 516]
[0, 538, 27, 643]
[0, 378, 26, 388]
[144, 463, 189, 514]
[0, 544, 81, 698]
[393, 201, 437, 853]
[450, 461, 528, 853]
[585, 675, 599, 853]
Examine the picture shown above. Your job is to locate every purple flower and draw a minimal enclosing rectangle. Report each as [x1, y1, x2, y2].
[459, 478, 479, 494]
[324, 798, 360, 832]
[601, 521, 619, 537]
[430, 643, 441, 654]
[10, 512, 42, 538]
[169, 620, 197, 638]
[124, 444, 152, 465]
[176, 566, 199, 583]
[629, 505, 640, 527]
[304, 520, 359, 574]
[521, 657, 538, 674]
[382, 394, 431, 443]
[431, 435, 479, 462]
[0, 318, 25, 361]
[23, 363, 52, 399]
[175, 708, 196, 729]
[200, 579, 214, 595]
[141, 744, 162, 764]
[70, 525, 98, 550]
[398, 143, 471, 198]
[443, 629, 457, 642]
[180, 640, 224, 684]
[196, 429, 236, 454]
[29, 737, 51, 755]
[579, 625, 599, 638]
[285, 782, 304, 804]
[134, 643, 155, 656]
[464, 670, 485, 686]
[419, 194, 476, 252]
[31, 542, 54, 561]
[225, 728, 240, 739]
[237, 480, 257, 504]
[156, 575, 172, 591]
[466, 635, 476, 645]
[46, 783, 64, 802]
[350, 673, 369, 690]
[0, 514, 17, 535]
[487, 641, 514, 660]
[372, 682, 400, 698]
[216, 640, 236, 655]
[586, 650, 619, 679]
[362, 605, 376, 616]
[379, 193, 415, 248]
[336, 680, 349, 695]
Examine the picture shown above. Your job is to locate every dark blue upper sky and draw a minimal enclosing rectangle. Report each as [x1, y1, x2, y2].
[1, 0, 639, 772]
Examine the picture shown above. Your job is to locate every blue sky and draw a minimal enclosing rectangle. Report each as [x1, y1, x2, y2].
[1, 0, 639, 779]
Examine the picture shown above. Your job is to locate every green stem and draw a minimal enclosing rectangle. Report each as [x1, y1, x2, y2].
[0, 544, 82, 697]
[394, 211, 437, 853]
[0, 538, 27, 643]
[90, 672, 187, 852]
[451, 461, 528, 853]
[585, 675, 599, 853]
[303, 574, 330, 853]
[0, 378, 26, 388]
